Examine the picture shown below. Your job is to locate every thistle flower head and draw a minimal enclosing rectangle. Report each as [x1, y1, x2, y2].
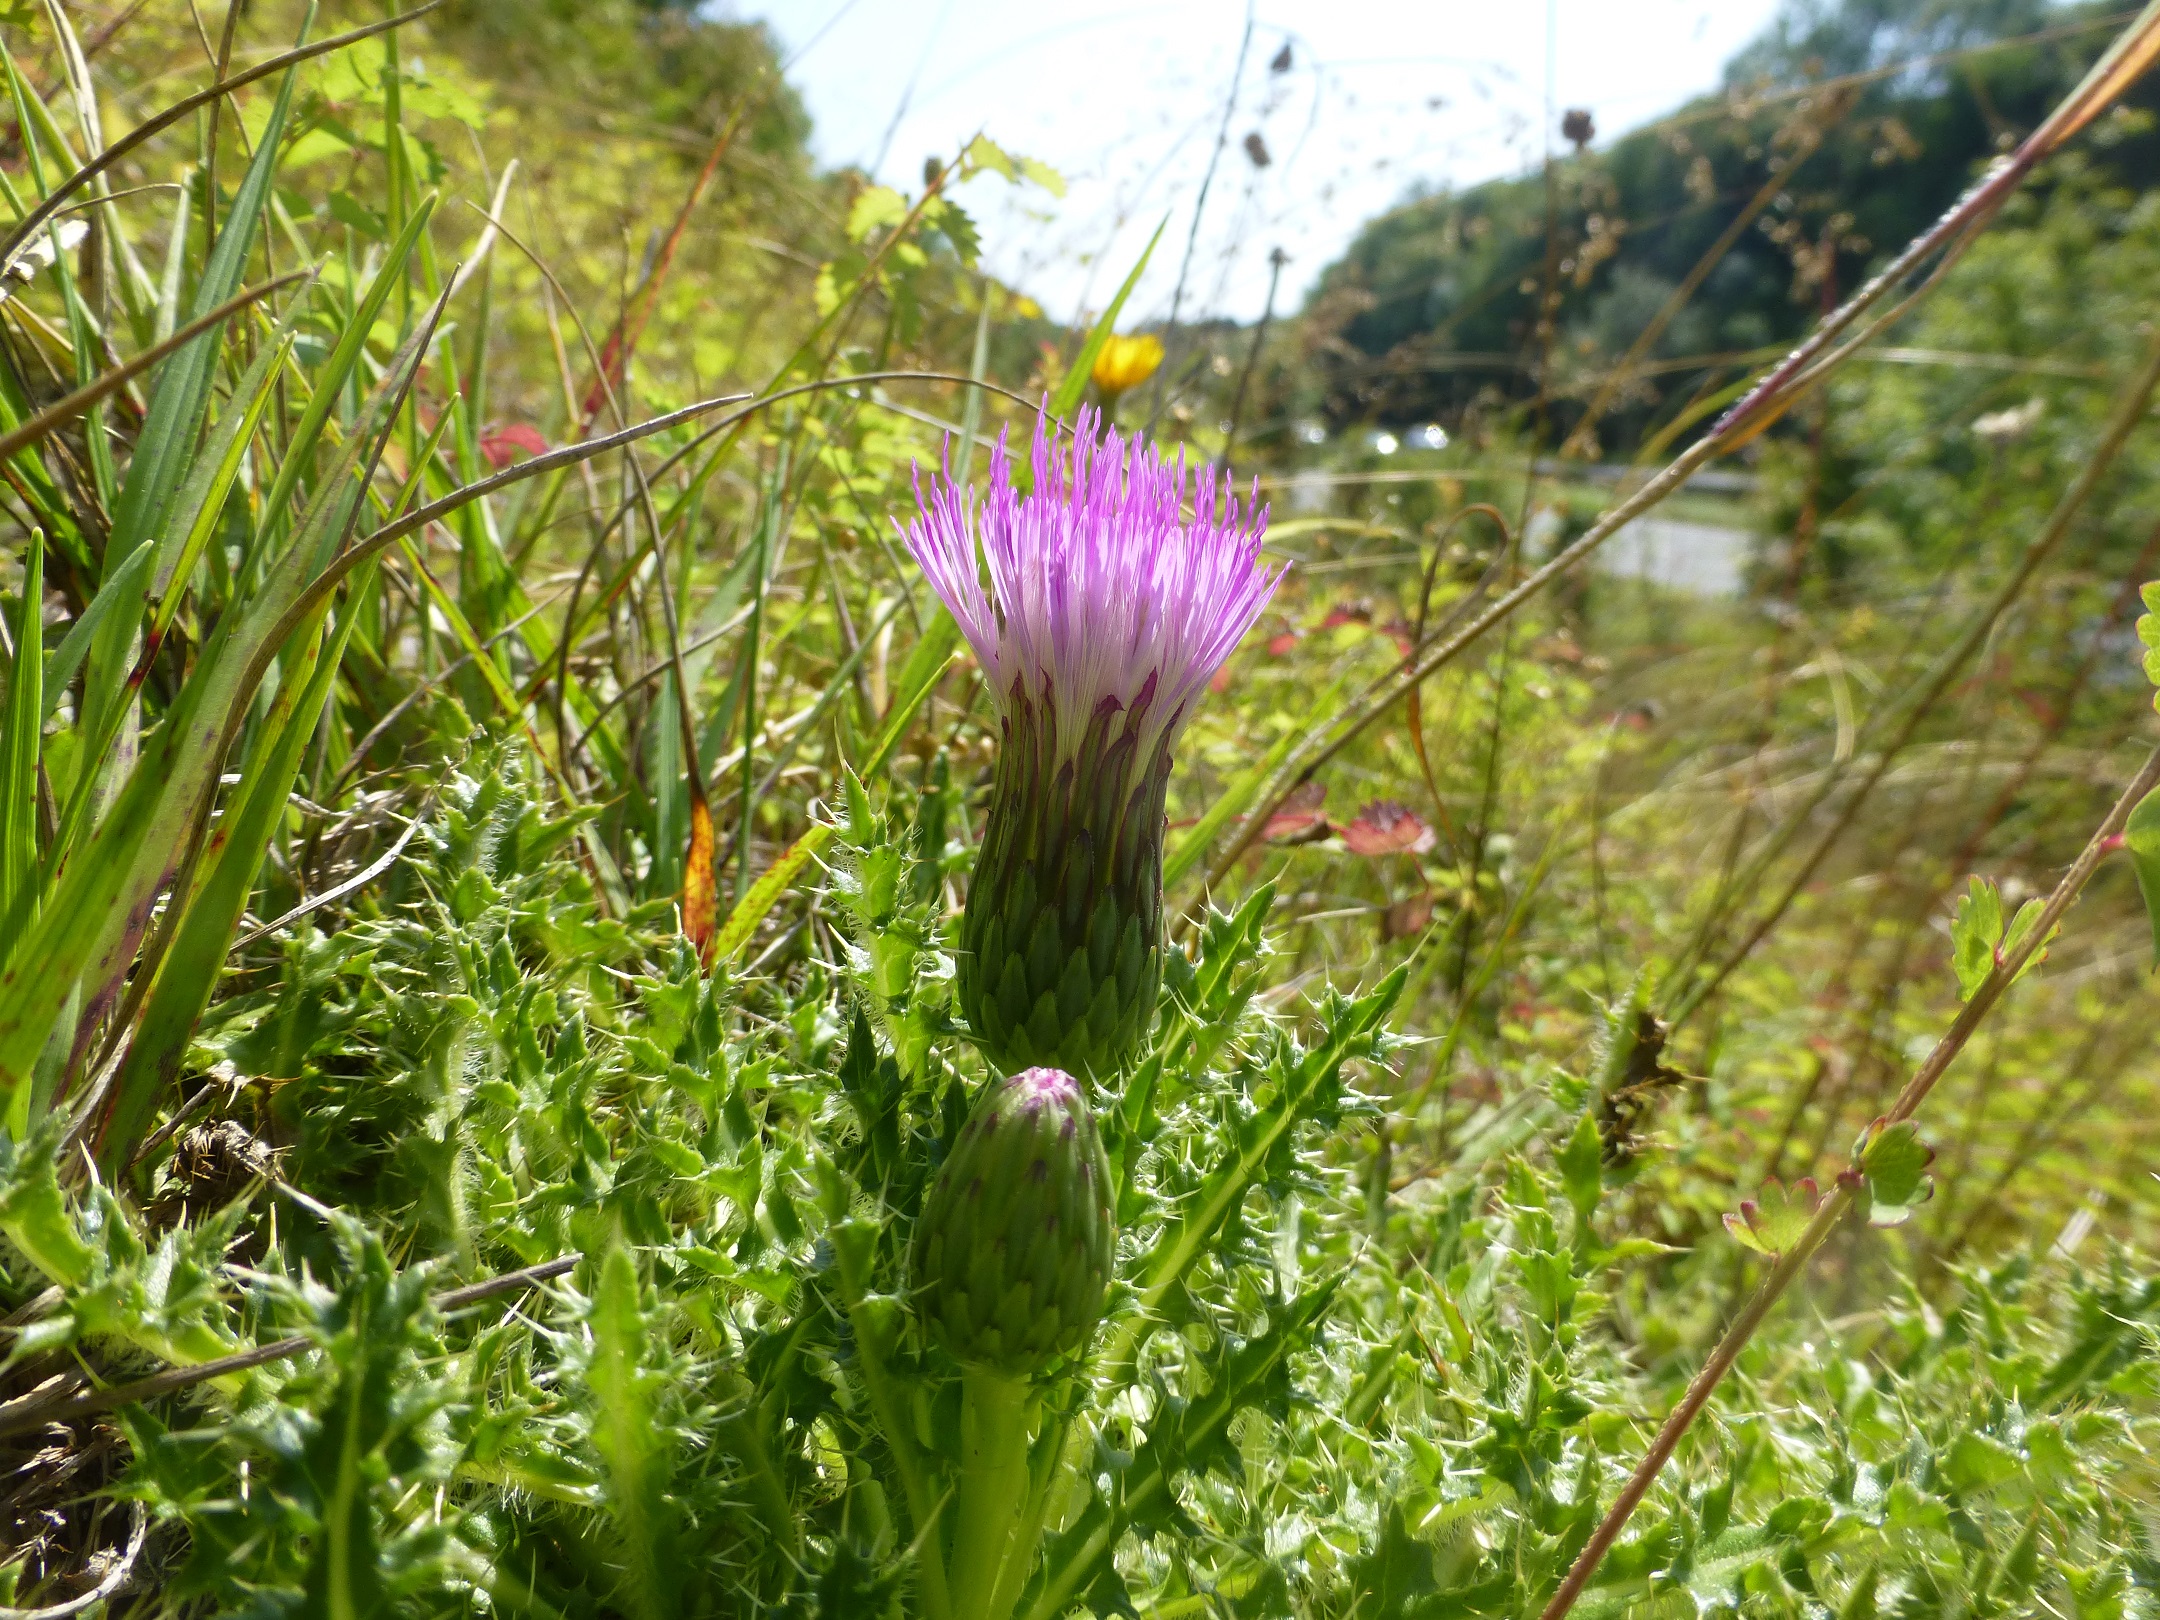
[905, 410, 1280, 1078]
[905, 407, 1282, 772]
[911, 1065, 1114, 1375]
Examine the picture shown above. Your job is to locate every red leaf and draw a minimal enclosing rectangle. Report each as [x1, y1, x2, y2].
[1341, 800, 1435, 856]
[1262, 780, 1329, 844]
[1266, 630, 1301, 657]
[479, 423, 550, 469]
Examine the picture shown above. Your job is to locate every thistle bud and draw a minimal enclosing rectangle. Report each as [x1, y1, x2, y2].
[910, 1067, 1114, 1377]
[905, 409, 1280, 1078]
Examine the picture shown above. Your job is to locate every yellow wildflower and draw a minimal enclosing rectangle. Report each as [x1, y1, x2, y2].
[1090, 332, 1164, 401]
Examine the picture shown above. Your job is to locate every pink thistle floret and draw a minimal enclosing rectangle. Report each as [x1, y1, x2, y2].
[904, 407, 1283, 768]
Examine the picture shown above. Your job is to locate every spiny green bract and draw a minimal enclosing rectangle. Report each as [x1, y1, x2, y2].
[910, 1066, 1114, 1375]
[958, 721, 1170, 1082]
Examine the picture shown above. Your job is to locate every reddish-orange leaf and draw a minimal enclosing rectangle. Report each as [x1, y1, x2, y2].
[1381, 891, 1436, 940]
[1263, 780, 1330, 844]
[1342, 800, 1436, 857]
[683, 793, 719, 967]
[479, 423, 548, 469]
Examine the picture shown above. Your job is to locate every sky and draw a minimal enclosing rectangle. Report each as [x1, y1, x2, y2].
[724, 0, 1790, 326]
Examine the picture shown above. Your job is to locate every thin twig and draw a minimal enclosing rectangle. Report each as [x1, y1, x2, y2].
[1145, 1, 1255, 436]
[1536, 739, 2160, 1620]
[1661, 322, 2160, 1028]
[228, 804, 428, 951]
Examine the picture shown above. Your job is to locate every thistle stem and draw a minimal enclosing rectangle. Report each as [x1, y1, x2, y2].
[950, 1366, 1036, 1620]
[984, 1403, 1074, 1620]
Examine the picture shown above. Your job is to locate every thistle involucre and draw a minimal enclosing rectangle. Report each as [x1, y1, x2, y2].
[906, 409, 1280, 1078]
[910, 1067, 1114, 1376]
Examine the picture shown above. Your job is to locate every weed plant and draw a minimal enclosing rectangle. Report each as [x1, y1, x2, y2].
[0, 3, 2158, 1616]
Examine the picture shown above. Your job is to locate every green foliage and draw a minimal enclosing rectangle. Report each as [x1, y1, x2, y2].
[0, 0, 2157, 1614]
[1951, 877, 2059, 1001]
[1295, 0, 2160, 441]
[1724, 1175, 1821, 1256]
[1856, 1118, 1937, 1227]
[4, 765, 2154, 1615]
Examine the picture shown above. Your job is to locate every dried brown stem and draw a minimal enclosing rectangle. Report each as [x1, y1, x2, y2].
[1536, 739, 2160, 1620]
[1193, 6, 2160, 900]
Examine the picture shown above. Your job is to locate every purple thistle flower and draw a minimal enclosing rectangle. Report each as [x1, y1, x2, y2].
[906, 407, 1281, 771]
[904, 409, 1282, 1078]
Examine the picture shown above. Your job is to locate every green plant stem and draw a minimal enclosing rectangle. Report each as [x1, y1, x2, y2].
[984, 1403, 1071, 1620]
[950, 1366, 1036, 1620]
[1536, 737, 2160, 1620]
[829, 1276, 953, 1620]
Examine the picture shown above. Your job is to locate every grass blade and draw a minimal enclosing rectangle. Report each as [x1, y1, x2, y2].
[0, 296, 443, 1128]
[82, 42, 305, 749]
[1049, 218, 1165, 423]
[93, 572, 369, 1170]
[0, 530, 41, 959]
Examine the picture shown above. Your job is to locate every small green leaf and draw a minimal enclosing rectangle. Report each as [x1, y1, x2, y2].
[2136, 580, 2160, 702]
[1999, 895, 2060, 984]
[1856, 1119, 1936, 1225]
[961, 134, 1016, 181]
[327, 190, 386, 239]
[845, 184, 908, 243]
[1723, 1177, 1819, 1256]
[1557, 1111, 1603, 1220]
[927, 197, 981, 265]
[2124, 784, 2160, 969]
[1943, 1430, 2021, 1493]
[1017, 156, 1067, 196]
[1950, 876, 2003, 1000]
[960, 135, 1065, 196]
